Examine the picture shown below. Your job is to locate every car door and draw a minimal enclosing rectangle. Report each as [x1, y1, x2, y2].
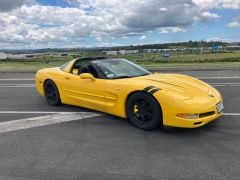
[62, 68, 106, 112]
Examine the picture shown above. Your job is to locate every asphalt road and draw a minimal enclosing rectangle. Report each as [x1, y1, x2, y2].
[0, 70, 240, 180]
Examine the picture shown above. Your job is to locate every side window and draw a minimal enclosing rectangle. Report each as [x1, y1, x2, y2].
[71, 61, 84, 75]
[70, 61, 98, 78]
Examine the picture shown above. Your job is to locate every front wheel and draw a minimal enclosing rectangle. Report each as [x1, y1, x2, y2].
[44, 80, 61, 106]
[126, 92, 162, 130]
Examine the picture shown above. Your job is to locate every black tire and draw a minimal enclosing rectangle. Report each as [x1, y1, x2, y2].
[126, 92, 162, 130]
[44, 80, 61, 106]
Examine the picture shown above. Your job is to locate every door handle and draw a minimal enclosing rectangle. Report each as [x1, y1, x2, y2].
[65, 76, 71, 80]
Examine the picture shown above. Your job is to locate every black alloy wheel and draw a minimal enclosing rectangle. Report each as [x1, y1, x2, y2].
[127, 92, 162, 130]
[44, 80, 61, 106]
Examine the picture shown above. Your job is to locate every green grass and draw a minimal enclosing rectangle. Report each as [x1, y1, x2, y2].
[113, 51, 240, 64]
[1, 62, 240, 72]
[144, 62, 240, 69]
[1, 51, 240, 71]
[0, 62, 64, 72]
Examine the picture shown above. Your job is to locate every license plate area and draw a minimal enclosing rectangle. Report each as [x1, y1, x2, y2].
[216, 102, 224, 114]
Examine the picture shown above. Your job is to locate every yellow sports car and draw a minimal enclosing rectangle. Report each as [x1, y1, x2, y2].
[35, 57, 223, 130]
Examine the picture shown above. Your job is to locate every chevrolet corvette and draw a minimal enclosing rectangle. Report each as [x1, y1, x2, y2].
[35, 57, 223, 130]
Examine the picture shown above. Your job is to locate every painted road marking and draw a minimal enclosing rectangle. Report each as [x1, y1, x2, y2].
[210, 83, 240, 87]
[213, 85, 240, 87]
[0, 112, 102, 134]
[2, 83, 240, 88]
[210, 83, 240, 85]
[1, 76, 240, 81]
[0, 83, 35, 87]
[0, 86, 35, 88]
[0, 111, 239, 116]
[0, 84, 35, 85]
[0, 84, 35, 87]
[0, 111, 239, 134]
[223, 113, 240, 116]
[0, 79, 34, 81]
[197, 77, 240, 79]
[0, 111, 82, 114]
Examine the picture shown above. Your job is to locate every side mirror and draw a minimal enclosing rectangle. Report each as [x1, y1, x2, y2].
[80, 73, 96, 81]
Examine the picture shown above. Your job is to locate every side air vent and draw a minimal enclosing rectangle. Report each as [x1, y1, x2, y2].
[199, 111, 215, 118]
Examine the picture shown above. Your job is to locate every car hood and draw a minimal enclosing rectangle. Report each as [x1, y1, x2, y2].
[134, 73, 210, 97]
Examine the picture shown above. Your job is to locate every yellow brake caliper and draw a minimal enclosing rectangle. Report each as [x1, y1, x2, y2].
[134, 104, 139, 113]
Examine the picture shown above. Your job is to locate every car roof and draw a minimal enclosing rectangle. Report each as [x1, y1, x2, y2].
[76, 57, 110, 62]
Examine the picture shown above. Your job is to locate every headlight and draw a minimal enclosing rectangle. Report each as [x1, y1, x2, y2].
[176, 113, 198, 119]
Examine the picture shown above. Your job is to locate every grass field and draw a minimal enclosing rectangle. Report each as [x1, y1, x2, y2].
[115, 50, 240, 64]
[1, 51, 240, 71]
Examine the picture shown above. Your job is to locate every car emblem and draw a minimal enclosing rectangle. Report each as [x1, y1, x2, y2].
[208, 94, 214, 98]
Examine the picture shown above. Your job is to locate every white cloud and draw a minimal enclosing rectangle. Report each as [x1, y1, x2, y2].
[193, 0, 240, 10]
[206, 37, 222, 41]
[159, 27, 186, 33]
[200, 11, 219, 21]
[139, 35, 146, 40]
[0, 0, 239, 48]
[206, 37, 240, 42]
[228, 16, 240, 28]
[228, 21, 240, 28]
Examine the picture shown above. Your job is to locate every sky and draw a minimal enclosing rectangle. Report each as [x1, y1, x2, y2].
[0, 0, 240, 49]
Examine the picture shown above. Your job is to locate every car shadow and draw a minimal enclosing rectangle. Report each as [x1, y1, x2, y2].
[161, 120, 220, 136]
[49, 103, 221, 136]
[101, 113, 221, 136]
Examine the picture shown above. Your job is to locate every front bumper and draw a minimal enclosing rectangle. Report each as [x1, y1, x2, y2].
[165, 111, 222, 128]
[161, 89, 223, 128]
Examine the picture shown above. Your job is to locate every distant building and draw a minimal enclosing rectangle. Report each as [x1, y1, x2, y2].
[60, 53, 68, 57]
[104, 50, 139, 55]
[143, 49, 157, 53]
[119, 50, 126, 55]
[125, 50, 139, 54]
[0, 52, 8, 59]
[106, 51, 118, 55]
[0, 53, 41, 59]
[160, 49, 170, 53]
[226, 45, 240, 50]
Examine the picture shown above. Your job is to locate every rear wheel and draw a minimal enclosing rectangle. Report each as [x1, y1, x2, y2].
[44, 80, 61, 106]
[126, 92, 162, 130]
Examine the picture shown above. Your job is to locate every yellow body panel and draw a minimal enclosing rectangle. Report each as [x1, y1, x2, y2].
[35, 61, 223, 128]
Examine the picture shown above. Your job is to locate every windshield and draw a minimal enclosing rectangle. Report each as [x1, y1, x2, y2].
[92, 59, 151, 79]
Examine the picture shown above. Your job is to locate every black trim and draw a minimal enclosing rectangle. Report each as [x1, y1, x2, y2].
[143, 86, 155, 92]
[77, 57, 108, 61]
[90, 62, 106, 79]
[149, 88, 161, 94]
